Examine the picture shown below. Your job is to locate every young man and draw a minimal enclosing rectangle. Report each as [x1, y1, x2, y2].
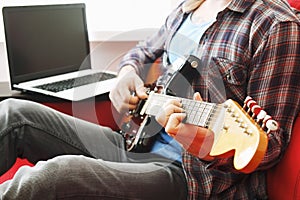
[1, 0, 300, 199]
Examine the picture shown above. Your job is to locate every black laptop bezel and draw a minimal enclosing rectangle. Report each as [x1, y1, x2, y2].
[2, 3, 91, 88]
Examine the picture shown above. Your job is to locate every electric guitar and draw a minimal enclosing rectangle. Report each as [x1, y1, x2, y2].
[119, 56, 279, 173]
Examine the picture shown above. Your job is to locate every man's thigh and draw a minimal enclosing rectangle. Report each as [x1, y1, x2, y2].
[0, 98, 127, 164]
[0, 155, 187, 200]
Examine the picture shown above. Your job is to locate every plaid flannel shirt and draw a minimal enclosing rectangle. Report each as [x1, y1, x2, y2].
[120, 0, 300, 199]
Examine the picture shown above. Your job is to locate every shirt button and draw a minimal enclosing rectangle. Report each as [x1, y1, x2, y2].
[226, 74, 232, 81]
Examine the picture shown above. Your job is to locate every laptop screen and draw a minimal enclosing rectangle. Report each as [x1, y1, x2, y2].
[2, 3, 91, 84]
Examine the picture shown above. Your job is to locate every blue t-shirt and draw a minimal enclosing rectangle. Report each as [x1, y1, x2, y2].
[168, 13, 215, 64]
[150, 13, 215, 163]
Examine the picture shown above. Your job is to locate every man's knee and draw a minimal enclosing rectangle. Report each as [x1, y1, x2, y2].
[1, 98, 39, 117]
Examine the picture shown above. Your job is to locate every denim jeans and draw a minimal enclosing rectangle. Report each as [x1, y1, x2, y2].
[0, 99, 187, 199]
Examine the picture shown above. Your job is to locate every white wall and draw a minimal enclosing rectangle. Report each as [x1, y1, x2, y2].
[0, 0, 182, 94]
[0, 0, 182, 41]
[0, 42, 10, 95]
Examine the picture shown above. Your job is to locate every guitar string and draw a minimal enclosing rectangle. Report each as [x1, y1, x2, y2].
[146, 93, 216, 127]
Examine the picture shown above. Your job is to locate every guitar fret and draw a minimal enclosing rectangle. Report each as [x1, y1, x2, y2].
[181, 99, 215, 127]
[145, 93, 216, 127]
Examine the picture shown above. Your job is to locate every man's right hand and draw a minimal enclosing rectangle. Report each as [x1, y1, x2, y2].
[109, 65, 148, 113]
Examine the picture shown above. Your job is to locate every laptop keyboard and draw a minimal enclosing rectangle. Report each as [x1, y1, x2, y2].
[34, 72, 116, 93]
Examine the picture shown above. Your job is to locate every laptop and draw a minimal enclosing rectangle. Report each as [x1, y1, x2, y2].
[2, 3, 117, 101]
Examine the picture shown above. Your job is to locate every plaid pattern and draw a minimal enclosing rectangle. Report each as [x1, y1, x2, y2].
[120, 0, 300, 199]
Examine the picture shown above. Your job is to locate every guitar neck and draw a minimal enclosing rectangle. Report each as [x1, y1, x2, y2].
[141, 92, 217, 127]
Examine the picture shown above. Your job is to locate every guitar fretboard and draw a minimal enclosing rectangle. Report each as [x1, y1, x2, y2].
[143, 93, 217, 127]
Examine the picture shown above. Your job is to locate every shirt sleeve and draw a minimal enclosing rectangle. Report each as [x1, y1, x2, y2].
[248, 21, 300, 170]
[210, 21, 300, 173]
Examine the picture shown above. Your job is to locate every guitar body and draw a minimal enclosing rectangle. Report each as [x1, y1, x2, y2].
[119, 83, 161, 153]
[121, 114, 162, 153]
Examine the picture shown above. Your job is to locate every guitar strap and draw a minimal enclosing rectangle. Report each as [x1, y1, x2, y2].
[164, 55, 201, 98]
